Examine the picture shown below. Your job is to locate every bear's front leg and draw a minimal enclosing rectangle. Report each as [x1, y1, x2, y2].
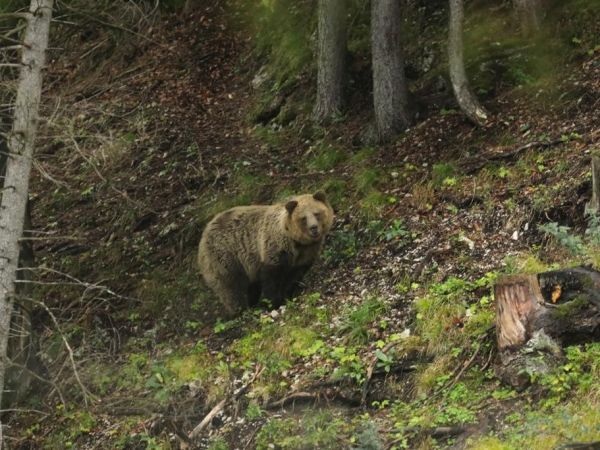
[211, 274, 250, 318]
[259, 264, 288, 308]
[283, 264, 311, 299]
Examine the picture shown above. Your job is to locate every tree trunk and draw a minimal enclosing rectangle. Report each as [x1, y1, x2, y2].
[0, 0, 53, 433]
[585, 153, 600, 215]
[495, 268, 600, 388]
[513, 0, 542, 36]
[448, 0, 488, 126]
[371, 0, 411, 142]
[313, 0, 347, 123]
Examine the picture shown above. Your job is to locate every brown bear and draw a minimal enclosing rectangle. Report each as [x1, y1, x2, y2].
[198, 192, 334, 317]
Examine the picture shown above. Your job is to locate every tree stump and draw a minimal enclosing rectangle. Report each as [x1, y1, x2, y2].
[495, 267, 600, 388]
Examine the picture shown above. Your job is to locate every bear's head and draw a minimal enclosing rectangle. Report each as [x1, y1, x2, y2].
[285, 192, 334, 245]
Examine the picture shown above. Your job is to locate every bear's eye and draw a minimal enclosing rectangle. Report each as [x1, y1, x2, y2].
[314, 212, 321, 219]
[301, 216, 308, 225]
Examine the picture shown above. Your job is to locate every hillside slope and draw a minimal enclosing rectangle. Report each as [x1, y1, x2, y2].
[4, 0, 600, 449]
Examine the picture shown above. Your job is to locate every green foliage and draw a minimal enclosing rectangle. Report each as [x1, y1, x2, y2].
[415, 273, 497, 356]
[43, 407, 97, 449]
[245, 0, 315, 88]
[256, 410, 347, 450]
[539, 212, 600, 265]
[359, 190, 388, 220]
[339, 297, 388, 345]
[353, 421, 384, 450]
[536, 343, 600, 405]
[538, 222, 584, 255]
[366, 219, 410, 243]
[329, 345, 366, 384]
[207, 437, 230, 450]
[306, 144, 346, 171]
[431, 163, 457, 188]
[245, 401, 264, 420]
[322, 225, 359, 265]
[354, 168, 383, 193]
[467, 394, 600, 449]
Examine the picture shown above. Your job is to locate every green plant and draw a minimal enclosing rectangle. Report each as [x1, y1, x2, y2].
[322, 226, 359, 265]
[432, 163, 457, 188]
[329, 345, 366, 384]
[339, 297, 388, 345]
[538, 222, 584, 255]
[306, 144, 346, 171]
[256, 411, 347, 449]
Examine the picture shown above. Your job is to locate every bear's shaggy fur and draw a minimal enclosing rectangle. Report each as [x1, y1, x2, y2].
[198, 192, 334, 317]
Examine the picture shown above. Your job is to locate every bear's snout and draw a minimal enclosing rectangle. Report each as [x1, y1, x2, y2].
[309, 225, 320, 238]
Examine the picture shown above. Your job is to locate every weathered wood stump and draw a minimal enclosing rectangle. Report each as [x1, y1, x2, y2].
[495, 267, 600, 388]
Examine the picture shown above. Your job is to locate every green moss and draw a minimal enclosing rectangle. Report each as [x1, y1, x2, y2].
[551, 296, 589, 319]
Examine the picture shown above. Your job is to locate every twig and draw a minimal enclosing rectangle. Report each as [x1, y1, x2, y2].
[27, 265, 138, 302]
[6, 360, 66, 407]
[59, 5, 163, 47]
[27, 299, 96, 406]
[0, 408, 48, 416]
[188, 365, 264, 440]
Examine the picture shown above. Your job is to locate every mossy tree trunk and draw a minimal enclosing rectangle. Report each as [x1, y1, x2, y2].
[0, 0, 53, 431]
[513, 0, 543, 36]
[371, 0, 411, 142]
[313, 0, 347, 123]
[448, 0, 488, 126]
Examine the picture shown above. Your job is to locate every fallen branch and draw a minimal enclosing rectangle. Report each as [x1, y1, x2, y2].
[265, 391, 318, 410]
[188, 365, 264, 440]
[462, 138, 564, 174]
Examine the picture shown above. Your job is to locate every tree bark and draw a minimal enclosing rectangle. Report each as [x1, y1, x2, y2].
[513, 0, 542, 36]
[313, 0, 347, 123]
[448, 0, 488, 126]
[0, 0, 53, 432]
[371, 0, 411, 142]
[495, 268, 600, 388]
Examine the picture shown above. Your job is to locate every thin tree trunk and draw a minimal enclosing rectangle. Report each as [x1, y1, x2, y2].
[0, 0, 53, 433]
[371, 0, 411, 142]
[448, 0, 488, 126]
[313, 0, 347, 123]
[586, 153, 600, 215]
[513, 0, 542, 36]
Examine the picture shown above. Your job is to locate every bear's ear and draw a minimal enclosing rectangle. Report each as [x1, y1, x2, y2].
[313, 191, 327, 203]
[285, 200, 298, 215]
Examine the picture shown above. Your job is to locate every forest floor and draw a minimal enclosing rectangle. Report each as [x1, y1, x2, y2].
[4, 1, 600, 449]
